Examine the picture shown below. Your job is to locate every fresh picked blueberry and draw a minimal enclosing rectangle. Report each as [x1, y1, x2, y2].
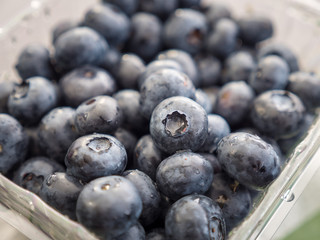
[15, 43, 55, 80]
[38, 107, 79, 163]
[39, 172, 83, 220]
[251, 90, 305, 139]
[65, 133, 127, 182]
[8, 77, 58, 126]
[139, 68, 196, 119]
[83, 4, 130, 47]
[149, 96, 208, 154]
[13, 156, 64, 195]
[74, 95, 122, 135]
[127, 12, 163, 61]
[217, 132, 281, 189]
[156, 151, 213, 200]
[249, 55, 289, 94]
[139, 0, 178, 19]
[0, 114, 29, 174]
[59, 65, 117, 107]
[206, 172, 252, 233]
[133, 135, 163, 181]
[165, 194, 226, 240]
[76, 176, 142, 239]
[53, 27, 108, 74]
[123, 169, 161, 226]
[164, 8, 207, 54]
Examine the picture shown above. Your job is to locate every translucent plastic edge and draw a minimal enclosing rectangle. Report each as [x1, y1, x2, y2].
[229, 110, 320, 240]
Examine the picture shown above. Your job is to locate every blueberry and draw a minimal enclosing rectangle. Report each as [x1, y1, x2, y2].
[238, 15, 273, 46]
[249, 55, 289, 94]
[59, 65, 117, 107]
[146, 228, 166, 240]
[156, 151, 213, 200]
[214, 81, 255, 127]
[113, 128, 138, 168]
[194, 89, 213, 114]
[257, 42, 299, 72]
[138, 59, 184, 88]
[113, 90, 148, 135]
[8, 77, 58, 126]
[165, 194, 226, 240]
[114, 222, 146, 240]
[203, 2, 232, 26]
[0, 80, 14, 113]
[199, 114, 231, 153]
[123, 169, 161, 226]
[127, 12, 163, 61]
[0, 114, 29, 174]
[223, 51, 256, 84]
[206, 172, 252, 232]
[74, 95, 122, 135]
[15, 44, 56, 80]
[65, 133, 127, 182]
[286, 71, 320, 110]
[133, 135, 163, 181]
[83, 4, 130, 47]
[51, 20, 78, 44]
[53, 27, 108, 74]
[156, 49, 200, 87]
[140, 69, 196, 119]
[164, 9, 207, 54]
[198, 153, 222, 174]
[195, 54, 221, 87]
[115, 53, 146, 89]
[76, 176, 142, 239]
[13, 156, 64, 195]
[39, 172, 83, 220]
[150, 96, 208, 154]
[139, 0, 178, 19]
[38, 107, 79, 163]
[217, 132, 281, 189]
[251, 90, 305, 139]
[206, 18, 239, 59]
[102, 0, 139, 16]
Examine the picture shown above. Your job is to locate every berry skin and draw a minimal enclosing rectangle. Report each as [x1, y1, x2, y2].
[113, 222, 145, 240]
[13, 156, 64, 195]
[74, 95, 122, 135]
[83, 4, 130, 47]
[53, 27, 108, 74]
[123, 169, 161, 226]
[8, 77, 58, 126]
[65, 133, 127, 182]
[150, 96, 208, 154]
[76, 176, 142, 239]
[39, 172, 83, 220]
[102, 0, 139, 16]
[164, 9, 207, 54]
[59, 65, 117, 108]
[250, 90, 305, 139]
[140, 68, 196, 119]
[165, 194, 226, 240]
[156, 151, 213, 200]
[217, 132, 281, 189]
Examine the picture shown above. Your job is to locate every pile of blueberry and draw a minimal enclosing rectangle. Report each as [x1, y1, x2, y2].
[0, 0, 320, 239]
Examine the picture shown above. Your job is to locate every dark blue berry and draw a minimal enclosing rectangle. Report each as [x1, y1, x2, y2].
[114, 222, 146, 240]
[196, 54, 221, 87]
[13, 156, 64, 195]
[65, 133, 127, 182]
[51, 20, 78, 44]
[150, 96, 208, 154]
[59, 65, 117, 107]
[102, 0, 139, 16]
[139, 0, 178, 19]
[39, 172, 83, 220]
[165, 194, 226, 240]
[156, 151, 213, 200]
[76, 176, 142, 239]
[217, 132, 281, 189]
